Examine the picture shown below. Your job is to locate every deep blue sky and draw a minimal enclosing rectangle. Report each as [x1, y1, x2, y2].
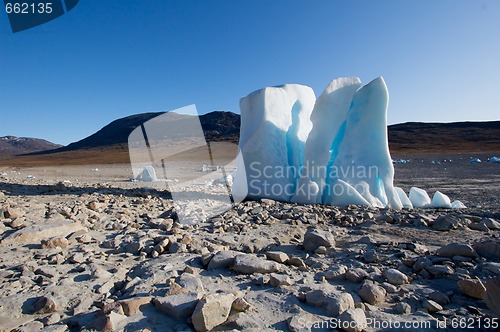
[1, 0, 499, 145]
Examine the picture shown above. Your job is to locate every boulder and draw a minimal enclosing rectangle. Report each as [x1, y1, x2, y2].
[191, 293, 235, 332]
[153, 292, 201, 320]
[303, 227, 335, 251]
[233, 254, 280, 274]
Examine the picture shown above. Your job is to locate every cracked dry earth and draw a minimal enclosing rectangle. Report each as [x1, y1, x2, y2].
[0, 154, 499, 332]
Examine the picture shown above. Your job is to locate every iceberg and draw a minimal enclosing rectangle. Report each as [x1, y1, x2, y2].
[431, 191, 452, 208]
[233, 76, 464, 211]
[233, 84, 315, 202]
[408, 187, 431, 208]
[234, 76, 403, 209]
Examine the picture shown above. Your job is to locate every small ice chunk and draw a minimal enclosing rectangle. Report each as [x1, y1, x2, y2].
[451, 200, 467, 209]
[470, 158, 481, 163]
[136, 165, 158, 182]
[488, 156, 500, 163]
[431, 191, 452, 208]
[409, 187, 431, 208]
[395, 187, 413, 208]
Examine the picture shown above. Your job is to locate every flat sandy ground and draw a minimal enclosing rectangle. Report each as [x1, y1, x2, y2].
[0, 151, 498, 331]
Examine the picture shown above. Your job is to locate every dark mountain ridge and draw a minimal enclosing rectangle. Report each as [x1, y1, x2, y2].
[2, 112, 498, 165]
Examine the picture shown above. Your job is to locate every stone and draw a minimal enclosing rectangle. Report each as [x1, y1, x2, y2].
[432, 215, 459, 231]
[413, 257, 432, 272]
[41, 237, 69, 249]
[269, 273, 293, 287]
[232, 298, 251, 312]
[287, 310, 323, 332]
[357, 283, 386, 305]
[119, 296, 152, 316]
[429, 291, 450, 305]
[1, 221, 85, 244]
[207, 250, 238, 270]
[306, 289, 328, 306]
[422, 299, 442, 312]
[28, 296, 58, 314]
[224, 312, 265, 330]
[153, 292, 201, 320]
[436, 243, 478, 258]
[233, 254, 280, 274]
[169, 242, 186, 253]
[338, 308, 367, 332]
[427, 265, 454, 276]
[469, 221, 491, 232]
[481, 218, 500, 230]
[178, 273, 204, 292]
[383, 268, 409, 285]
[93, 311, 126, 332]
[191, 293, 235, 332]
[266, 251, 289, 264]
[303, 227, 335, 251]
[326, 292, 355, 317]
[457, 279, 486, 299]
[394, 302, 411, 314]
[473, 240, 500, 260]
[345, 268, 369, 283]
[484, 276, 500, 316]
[5, 207, 24, 218]
[325, 265, 347, 280]
[40, 324, 68, 332]
[286, 257, 306, 268]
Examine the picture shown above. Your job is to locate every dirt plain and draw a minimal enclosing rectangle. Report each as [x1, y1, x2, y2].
[0, 149, 499, 332]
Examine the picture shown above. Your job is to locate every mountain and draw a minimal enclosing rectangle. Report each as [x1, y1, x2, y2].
[388, 121, 500, 153]
[0, 136, 62, 157]
[1, 112, 498, 166]
[38, 111, 240, 154]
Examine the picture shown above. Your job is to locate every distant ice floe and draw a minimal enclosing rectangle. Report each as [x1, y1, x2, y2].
[470, 158, 482, 163]
[488, 156, 500, 163]
[392, 159, 410, 164]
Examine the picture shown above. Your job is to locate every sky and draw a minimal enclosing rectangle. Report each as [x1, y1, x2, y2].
[1, 0, 499, 145]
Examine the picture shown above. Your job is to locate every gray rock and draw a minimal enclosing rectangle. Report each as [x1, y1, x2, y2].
[429, 291, 450, 305]
[303, 227, 335, 252]
[422, 299, 442, 312]
[383, 268, 409, 285]
[153, 292, 201, 320]
[473, 240, 500, 260]
[1, 221, 85, 244]
[224, 312, 265, 330]
[357, 283, 386, 305]
[269, 273, 293, 287]
[288, 310, 323, 332]
[394, 302, 411, 314]
[481, 218, 500, 230]
[27, 296, 58, 314]
[233, 254, 280, 274]
[345, 268, 369, 283]
[191, 293, 235, 332]
[338, 308, 367, 332]
[207, 250, 238, 270]
[432, 215, 460, 231]
[413, 257, 433, 272]
[305, 289, 328, 307]
[484, 276, 500, 316]
[457, 279, 486, 299]
[266, 251, 289, 264]
[436, 243, 478, 258]
[178, 273, 204, 292]
[325, 265, 347, 280]
[427, 264, 454, 276]
[326, 292, 355, 317]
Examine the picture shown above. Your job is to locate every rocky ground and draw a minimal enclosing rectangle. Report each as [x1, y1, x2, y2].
[0, 154, 499, 332]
